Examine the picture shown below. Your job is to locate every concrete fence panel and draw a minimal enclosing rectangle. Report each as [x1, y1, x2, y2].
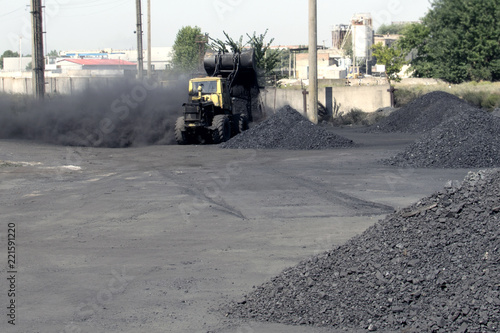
[262, 85, 391, 116]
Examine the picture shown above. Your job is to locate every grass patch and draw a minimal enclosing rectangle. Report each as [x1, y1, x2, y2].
[393, 81, 500, 110]
[328, 108, 387, 126]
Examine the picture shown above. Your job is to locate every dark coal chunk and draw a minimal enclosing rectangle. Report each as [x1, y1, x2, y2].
[367, 91, 478, 134]
[220, 106, 354, 150]
[383, 109, 500, 168]
[224, 169, 500, 332]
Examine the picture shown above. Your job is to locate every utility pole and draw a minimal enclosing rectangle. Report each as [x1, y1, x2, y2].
[19, 36, 22, 71]
[147, 0, 152, 78]
[308, 0, 318, 124]
[135, 0, 144, 79]
[31, 0, 45, 99]
[195, 33, 208, 72]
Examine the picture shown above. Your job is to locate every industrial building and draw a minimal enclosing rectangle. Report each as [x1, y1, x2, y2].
[294, 49, 349, 80]
[291, 13, 414, 81]
[291, 13, 374, 80]
[55, 58, 137, 72]
[56, 47, 172, 71]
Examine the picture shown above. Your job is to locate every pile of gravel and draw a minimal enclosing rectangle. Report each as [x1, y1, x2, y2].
[384, 110, 500, 168]
[220, 106, 354, 150]
[367, 91, 478, 134]
[225, 169, 500, 332]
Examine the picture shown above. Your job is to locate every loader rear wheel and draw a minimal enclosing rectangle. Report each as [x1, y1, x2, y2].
[231, 114, 240, 136]
[175, 116, 190, 145]
[238, 114, 249, 133]
[212, 115, 231, 144]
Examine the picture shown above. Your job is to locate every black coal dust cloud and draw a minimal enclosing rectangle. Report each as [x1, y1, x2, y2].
[0, 79, 187, 148]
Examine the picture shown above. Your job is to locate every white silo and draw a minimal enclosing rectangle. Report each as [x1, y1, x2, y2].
[351, 13, 373, 73]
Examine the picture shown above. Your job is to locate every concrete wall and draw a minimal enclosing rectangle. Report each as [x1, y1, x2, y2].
[0, 72, 126, 95]
[261, 84, 391, 116]
[1, 74, 32, 95]
[1, 72, 391, 117]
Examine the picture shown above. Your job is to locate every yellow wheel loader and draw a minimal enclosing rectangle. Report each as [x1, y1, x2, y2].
[175, 49, 258, 145]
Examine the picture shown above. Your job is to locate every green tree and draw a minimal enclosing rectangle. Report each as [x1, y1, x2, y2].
[399, 0, 500, 83]
[0, 50, 20, 69]
[171, 26, 204, 72]
[371, 43, 407, 84]
[209, 31, 245, 53]
[376, 23, 410, 35]
[247, 29, 281, 76]
[47, 50, 59, 57]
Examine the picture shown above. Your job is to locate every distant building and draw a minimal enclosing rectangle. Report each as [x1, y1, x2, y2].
[57, 47, 173, 71]
[56, 59, 137, 71]
[295, 49, 349, 79]
[329, 13, 376, 75]
[2, 57, 32, 71]
[373, 34, 401, 48]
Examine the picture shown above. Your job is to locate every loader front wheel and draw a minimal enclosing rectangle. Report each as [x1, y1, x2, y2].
[212, 115, 231, 144]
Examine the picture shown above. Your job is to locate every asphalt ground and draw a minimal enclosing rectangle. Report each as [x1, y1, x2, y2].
[0, 128, 473, 333]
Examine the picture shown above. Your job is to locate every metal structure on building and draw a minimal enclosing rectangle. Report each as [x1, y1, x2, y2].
[332, 24, 350, 50]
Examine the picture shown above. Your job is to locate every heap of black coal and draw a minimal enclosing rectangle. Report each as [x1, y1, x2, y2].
[384, 109, 500, 168]
[225, 169, 500, 332]
[220, 106, 354, 150]
[367, 91, 478, 134]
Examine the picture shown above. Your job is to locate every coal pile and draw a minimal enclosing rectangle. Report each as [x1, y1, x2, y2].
[226, 169, 500, 332]
[384, 109, 500, 168]
[220, 106, 354, 150]
[0, 80, 185, 148]
[367, 91, 477, 134]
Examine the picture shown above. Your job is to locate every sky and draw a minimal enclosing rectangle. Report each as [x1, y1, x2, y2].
[0, 0, 432, 54]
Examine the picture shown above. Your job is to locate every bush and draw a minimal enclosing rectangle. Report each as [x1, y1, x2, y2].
[329, 108, 386, 126]
[393, 82, 500, 111]
[462, 91, 488, 108]
[462, 91, 500, 111]
[482, 93, 500, 111]
[394, 88, 423, 108]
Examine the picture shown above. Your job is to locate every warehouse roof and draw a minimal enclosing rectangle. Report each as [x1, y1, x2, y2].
[57, 59, 136, 66]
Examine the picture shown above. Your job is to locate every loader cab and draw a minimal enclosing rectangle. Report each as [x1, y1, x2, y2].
[188, 77, 231, 111]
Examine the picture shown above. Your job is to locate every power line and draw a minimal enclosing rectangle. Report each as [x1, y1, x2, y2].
[58, 0, 131, 11]
[55, 1, 131, 18]
[0, 6, 23, 18]
[57, 0, 128, 10]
